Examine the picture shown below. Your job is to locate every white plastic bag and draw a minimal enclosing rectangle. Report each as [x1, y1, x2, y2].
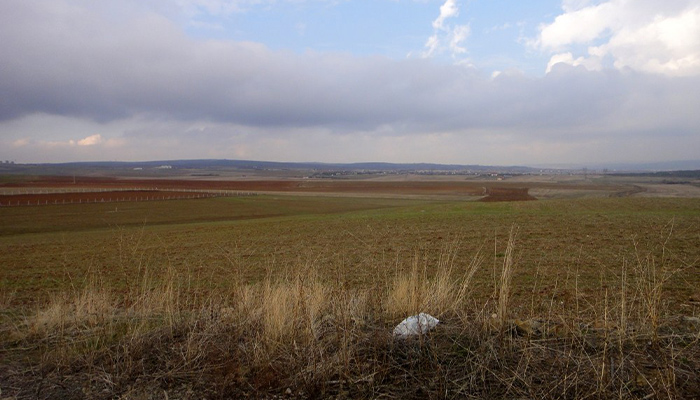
[393, 313, 439, 338]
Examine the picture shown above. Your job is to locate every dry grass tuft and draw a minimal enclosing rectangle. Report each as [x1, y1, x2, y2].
[385, 239, 482, 319]
[26, 278, 116, 338]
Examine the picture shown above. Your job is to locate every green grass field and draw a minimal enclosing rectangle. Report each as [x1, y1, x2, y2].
[2, 195, 698, 306]
[1, 195, 699, 398]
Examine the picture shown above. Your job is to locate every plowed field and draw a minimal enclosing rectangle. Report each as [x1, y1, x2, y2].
[0, 175, 631, 206]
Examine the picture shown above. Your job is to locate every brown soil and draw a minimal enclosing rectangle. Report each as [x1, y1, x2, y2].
[0, 175, 629, 205]
[479, 187, 537, 202]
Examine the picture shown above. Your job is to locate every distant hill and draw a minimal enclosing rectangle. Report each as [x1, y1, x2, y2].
[49, 159, 521, 171]
[3, 158, 699, 176]
[532, 160, 700, 172]
[3, 159, 537, 174]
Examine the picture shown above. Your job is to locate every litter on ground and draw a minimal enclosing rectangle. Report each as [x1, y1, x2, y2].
[393, 313, 439, 338]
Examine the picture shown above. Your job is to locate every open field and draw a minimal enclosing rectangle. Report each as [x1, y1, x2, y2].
[0, 173, 649, 198]
[1, 175, 699, 399]
[2, 171, 699, 202]
[2, 194, 699, 305]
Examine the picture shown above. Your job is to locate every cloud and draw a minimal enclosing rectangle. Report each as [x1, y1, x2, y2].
[487, 22, 512, 33]
[449, 24, 470, 55]
[423, 0, 470, 59]
[536, 0, 700, 76]
[177, 0, 343, 16]
[0, 0, 699, 165]
[77, 134, 102, 146]
[12, 138, 29, 147]
[432, 0, 459, 30]
[11, 133, 104, 150]
[546, 52, 601, 73]
[561, 0, 595, 12]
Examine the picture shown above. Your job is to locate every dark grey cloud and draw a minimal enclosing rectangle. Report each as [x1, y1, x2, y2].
[1, 0, 699, 143]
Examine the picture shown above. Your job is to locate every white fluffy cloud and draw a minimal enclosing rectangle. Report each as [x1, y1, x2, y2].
[432, 0, 459, 30]
[77, 134, 102, 146]
[546, 52, 600, 73]
[537, 0, 700, 76]
[423, 0, 470, 59]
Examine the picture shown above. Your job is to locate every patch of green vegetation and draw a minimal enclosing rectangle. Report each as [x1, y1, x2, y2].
[1, 195, 698, 313]
[0, 195, 432, 236]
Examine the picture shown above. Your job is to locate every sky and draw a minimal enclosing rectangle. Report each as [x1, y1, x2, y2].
[1, 0, 699, 166]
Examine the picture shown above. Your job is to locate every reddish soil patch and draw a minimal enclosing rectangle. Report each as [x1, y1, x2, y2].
[479, 187, 537, 202]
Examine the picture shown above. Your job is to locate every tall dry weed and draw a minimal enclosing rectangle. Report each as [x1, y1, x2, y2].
[495, 225, 518, 329]
[385, 240, 482, 319]
[631, 238, 674, 340]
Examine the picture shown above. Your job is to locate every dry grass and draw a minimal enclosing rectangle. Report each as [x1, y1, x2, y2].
[496, 225, 518, 330]
[385, 238, 482, 319]
[1, 229, 698, 400]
